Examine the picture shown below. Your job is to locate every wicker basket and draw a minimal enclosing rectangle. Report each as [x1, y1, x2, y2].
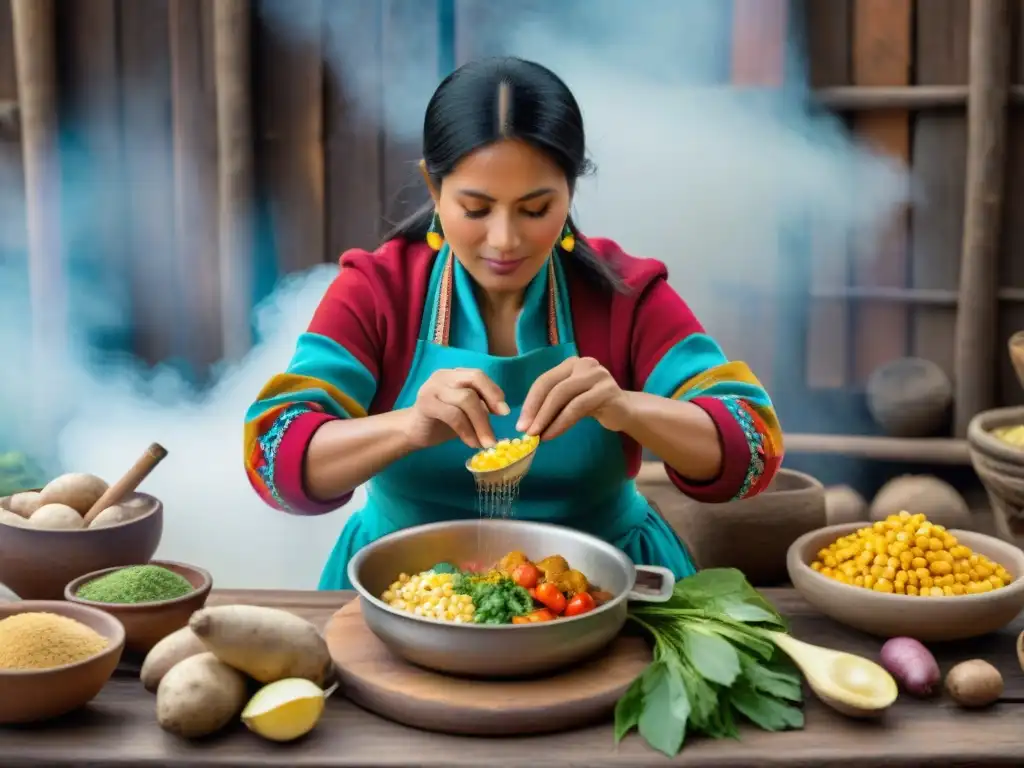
[967, 406, 1024, 546]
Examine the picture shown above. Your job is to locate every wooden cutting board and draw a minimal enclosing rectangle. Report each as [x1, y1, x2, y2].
[323, 599, 651, 736]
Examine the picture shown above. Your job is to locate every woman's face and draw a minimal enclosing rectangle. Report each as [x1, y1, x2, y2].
[432, 139, 571, 297]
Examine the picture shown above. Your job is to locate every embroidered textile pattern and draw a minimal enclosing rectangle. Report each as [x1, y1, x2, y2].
[720, 396, 767, 501]
[255, 403, 313, 511]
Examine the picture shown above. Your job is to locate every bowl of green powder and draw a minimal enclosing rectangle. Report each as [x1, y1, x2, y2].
[64, 561, 212, 654]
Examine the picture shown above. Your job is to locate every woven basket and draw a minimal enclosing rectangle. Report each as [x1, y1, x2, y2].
[967, 406, 1024, 545]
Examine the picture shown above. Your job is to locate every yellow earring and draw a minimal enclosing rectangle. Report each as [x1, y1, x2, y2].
[426, 211, 444, 251]
[559, 221, 575, 252]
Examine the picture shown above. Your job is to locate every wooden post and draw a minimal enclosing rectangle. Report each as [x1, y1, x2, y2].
[214, 0, 255, 361]
[953, 0, 1010, 436]
[11, 0, 65, 365]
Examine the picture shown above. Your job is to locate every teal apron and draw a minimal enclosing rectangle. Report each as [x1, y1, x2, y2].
[318, 246, 696, 589]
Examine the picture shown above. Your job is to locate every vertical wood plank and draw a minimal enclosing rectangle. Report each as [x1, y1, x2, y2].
[324, 0, 384, 254]
[169, 0, 223, 371]
[253, 0, 324, 274]
[804, 0, 852, 389]
[214, 0, 255, 361]
[12, 0, 66, 363]
[952, 0, 1010, 435]
[911, 0, 970, 390]
[118, 0, 180, 365]
[380, 0, 439, 226]
[58, 0, 129, 351]
[998, 1, 1024, 407]
[0, 1, 26, 267]
[850, 0, 912, 384]
[729, 0, 789, 392]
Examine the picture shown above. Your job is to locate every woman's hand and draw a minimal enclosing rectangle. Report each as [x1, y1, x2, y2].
[406, 368, 510, 450]
[516, 357, 630, 440]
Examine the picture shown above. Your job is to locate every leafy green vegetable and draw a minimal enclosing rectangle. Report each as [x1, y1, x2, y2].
[0, 451, 46, 497]
[453, 575, 532, 624]
[617, 568, 804, 756]
[428, 562, 459, 575]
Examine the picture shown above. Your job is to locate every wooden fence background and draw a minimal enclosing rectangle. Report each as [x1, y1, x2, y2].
[0, 0, 1022, 467]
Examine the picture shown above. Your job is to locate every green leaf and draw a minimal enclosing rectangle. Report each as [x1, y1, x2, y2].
[720, 602, 779, 625]
[729, 680, 805, 732]
[637, 661, 690, 756]
[740, 653, 803, 702]
[614, 675, 645, 743]
[683, 626, 741, 687]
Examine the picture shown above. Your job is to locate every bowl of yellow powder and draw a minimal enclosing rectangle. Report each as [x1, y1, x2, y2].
[0, 600, 125, 724]
[64, 560, 212, 655]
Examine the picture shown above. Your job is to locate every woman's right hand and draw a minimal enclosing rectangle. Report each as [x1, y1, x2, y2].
[405, 368, 510, 450]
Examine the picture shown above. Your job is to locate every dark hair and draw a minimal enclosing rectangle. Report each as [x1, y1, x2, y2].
[383, 57, 625, 291]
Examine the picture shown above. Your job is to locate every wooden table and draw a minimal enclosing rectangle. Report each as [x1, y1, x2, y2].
[2, 588, 1022, 767]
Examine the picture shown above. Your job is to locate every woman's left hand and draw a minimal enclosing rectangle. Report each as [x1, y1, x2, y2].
[516, 357, 631, 440]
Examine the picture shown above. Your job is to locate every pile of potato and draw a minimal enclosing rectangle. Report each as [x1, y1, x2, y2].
[142, 604, 335, 741]
[0, 472, 148, 530]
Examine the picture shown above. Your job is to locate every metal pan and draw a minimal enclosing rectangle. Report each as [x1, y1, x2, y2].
[347, 518, 674, 678]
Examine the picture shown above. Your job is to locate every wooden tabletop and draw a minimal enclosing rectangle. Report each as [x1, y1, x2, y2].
[2, 588, 1022, 767]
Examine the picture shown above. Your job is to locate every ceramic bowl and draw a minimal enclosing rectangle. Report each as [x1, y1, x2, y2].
[0, 600, 125, 724]
[788, 522, 1024, 642]
[0, 491, 163, 600]
[64, 561, 212, 655]
[967, 406, 1024, 547]
[648, 467, 826, 586]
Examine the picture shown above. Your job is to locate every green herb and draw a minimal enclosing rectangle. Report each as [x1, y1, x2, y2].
[616, 568, 804, 756]
[453, 575, 532, 624]
[76, 564, 195, 604]
[428, 562, 459, 575]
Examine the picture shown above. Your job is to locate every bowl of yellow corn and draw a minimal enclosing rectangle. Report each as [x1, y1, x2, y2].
[787, 513, 1024, 642]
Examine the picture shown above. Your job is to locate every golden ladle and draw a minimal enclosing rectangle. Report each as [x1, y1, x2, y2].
[465, 437, 539, 488]
[767, 631, 898, 718]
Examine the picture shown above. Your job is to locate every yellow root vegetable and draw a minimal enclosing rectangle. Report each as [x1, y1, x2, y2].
[156, 652, 248, 738]
[189, 605, 333, 685]
[241, 678, 331, 742]
[141, 626, 208, 693]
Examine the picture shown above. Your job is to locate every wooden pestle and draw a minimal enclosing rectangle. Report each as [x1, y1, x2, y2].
[83, 443, 168, 524]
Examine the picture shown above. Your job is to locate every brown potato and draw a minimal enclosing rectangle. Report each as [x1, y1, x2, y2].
[189, 604, 332, 685]
[945, 659, 1003, 708]
[156, 652, 248, 738]
[141, 627, 208, 693]
[88, 504, 144, 529]
[7, 491, 42, 518]
[0, 510, 28, 527]
[38, 473, 108, 516]
[29, 503, 85, 530]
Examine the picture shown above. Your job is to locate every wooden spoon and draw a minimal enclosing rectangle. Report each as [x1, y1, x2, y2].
[767, 631, 898, 719]
[83, 443, 168, 524]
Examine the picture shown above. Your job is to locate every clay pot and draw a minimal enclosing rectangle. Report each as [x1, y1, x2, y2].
[866, 357, 953, 438]
[967, 406, 1024, 547]
[869, 475, 972, 530]
[825, 485, 869, 525]
[1010, 331, 1024, 392]
[644, 467, 826, 587]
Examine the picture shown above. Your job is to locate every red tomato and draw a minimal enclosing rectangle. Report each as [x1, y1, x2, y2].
[512, 563, 540, 589]
[512, 615, 532, 625]
[534, 582, 567, 615]
[564, 592, 596, 617]
[528, 587, 538, 600]
[527, 608, 556, 622]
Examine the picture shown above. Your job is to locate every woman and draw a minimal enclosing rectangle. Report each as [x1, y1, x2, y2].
[243, 57, 783, 590]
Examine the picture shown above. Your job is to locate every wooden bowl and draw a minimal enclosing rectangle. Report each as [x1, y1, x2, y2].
[787, 523, 1024, 642]
[0, 600, 125, 724]
[654, 468, 826, 586]
[64, 561, 212, 655]
[0, 491, 163, 600]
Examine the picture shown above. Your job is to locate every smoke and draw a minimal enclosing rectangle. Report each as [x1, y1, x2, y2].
[0, 1, 907, 589]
